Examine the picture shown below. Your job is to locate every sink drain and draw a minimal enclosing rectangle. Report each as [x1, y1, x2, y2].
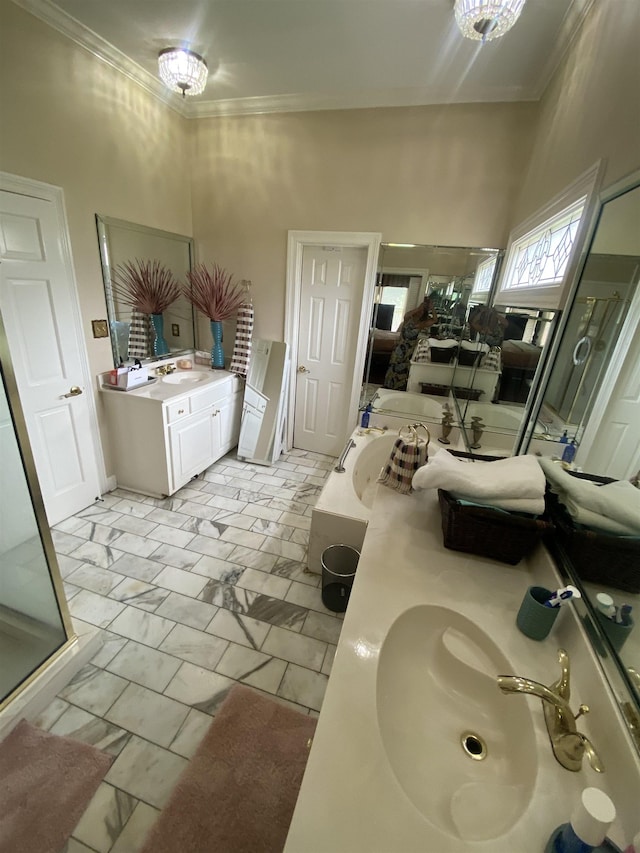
[461, 732, 487, 760]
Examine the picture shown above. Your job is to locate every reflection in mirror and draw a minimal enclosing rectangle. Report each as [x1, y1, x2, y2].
[531, 179, 640, 718]
[363, 244, 502, 435]
[238, 340, 289, 466]
[453, 301, 559, 455]
[96, 216, 196, 366]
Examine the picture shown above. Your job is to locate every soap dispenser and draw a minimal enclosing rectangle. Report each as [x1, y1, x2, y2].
[561, 439, 577, 465]
[545, 788, 620, 853]
[360, 403, 372, 429]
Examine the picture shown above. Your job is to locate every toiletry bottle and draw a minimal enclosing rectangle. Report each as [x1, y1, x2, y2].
[596, 593, 616, 621]
[560, 430, 569, 444]
[360, 404, 372, 428]
[545, 787, 616, 853]
[562, 439, 577, 464]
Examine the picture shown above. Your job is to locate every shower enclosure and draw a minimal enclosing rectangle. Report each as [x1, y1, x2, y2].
[0, 315, 74, 709]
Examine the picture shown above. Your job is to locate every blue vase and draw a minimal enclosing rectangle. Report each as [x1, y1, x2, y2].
[150, 313, 169, 356]
[210, 320, 224, 368]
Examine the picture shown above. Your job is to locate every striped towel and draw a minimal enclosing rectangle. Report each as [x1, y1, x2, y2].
[230, 302, 254, 377]
[413, 339, 431, 363]
[378, 434, 429, 495]
[128, 310, 151, 360]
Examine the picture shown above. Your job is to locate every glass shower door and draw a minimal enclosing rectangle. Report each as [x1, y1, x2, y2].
[0, 355, 70, 706]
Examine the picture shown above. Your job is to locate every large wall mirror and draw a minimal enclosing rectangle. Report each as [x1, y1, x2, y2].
[531, 175, 640, 727]
[96, 215, 196, 366]
[362, 243, 503, 430]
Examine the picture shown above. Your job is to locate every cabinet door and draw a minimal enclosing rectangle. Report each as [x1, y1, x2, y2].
[237, 403, 264, 459]
[169, 410, 216, 490]
[219, 390, 242, 453]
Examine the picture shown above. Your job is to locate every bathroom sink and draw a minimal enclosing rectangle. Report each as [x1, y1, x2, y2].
[162, 371, 209, 384]
[376, 605, 537, 842]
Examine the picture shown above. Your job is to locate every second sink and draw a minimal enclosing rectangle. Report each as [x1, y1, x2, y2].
[162, 371, 209, 384]
[376, 605, 538, 841]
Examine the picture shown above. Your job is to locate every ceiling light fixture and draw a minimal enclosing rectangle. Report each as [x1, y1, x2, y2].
[454, 0, 526, 42]
[158, 48, 208, 97]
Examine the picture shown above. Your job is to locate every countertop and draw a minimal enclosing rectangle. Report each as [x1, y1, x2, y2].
[99, 369, 238, 403]
[285, 485, 640, 852]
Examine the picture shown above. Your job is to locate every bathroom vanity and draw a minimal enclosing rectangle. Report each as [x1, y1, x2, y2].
[100, 370, 242, 498]
[286, 485, 640, 852]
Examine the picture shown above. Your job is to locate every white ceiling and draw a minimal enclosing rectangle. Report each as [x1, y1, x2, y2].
[15, 0, 594, 117]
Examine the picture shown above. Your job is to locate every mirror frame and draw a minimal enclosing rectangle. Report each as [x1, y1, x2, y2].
[96, 215, 196, 367]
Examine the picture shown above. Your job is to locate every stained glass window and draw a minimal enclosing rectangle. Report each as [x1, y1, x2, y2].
[472, 255, 498, 295]
[502, 197, 586, 291]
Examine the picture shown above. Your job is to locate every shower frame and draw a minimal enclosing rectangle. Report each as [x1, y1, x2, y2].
[0, 310, 76, 713]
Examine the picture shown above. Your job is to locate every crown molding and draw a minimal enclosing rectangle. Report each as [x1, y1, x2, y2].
[532, 0, 596, 100]
[12, 0, 593, 120]
[11, 0, 189, 117]
[187, 86, 537, 120]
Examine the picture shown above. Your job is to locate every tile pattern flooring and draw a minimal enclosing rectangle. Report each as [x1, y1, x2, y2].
[33, 448, 340, 853]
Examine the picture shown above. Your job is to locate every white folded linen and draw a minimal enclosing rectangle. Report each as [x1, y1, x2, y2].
[412, 448, 546, 500]
[539, 456, 640, 535]
[561, 505, 636, 537]
[452, 492, 545, 516]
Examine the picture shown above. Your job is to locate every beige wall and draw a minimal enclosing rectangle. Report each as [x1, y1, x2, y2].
[0, 0, 192, 387]
[1, 0, 638, 479]
[513, 0, 640, 223]
[190, 103, 537, 340]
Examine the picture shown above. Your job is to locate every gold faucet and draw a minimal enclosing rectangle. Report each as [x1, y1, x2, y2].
[497, 648, 604, 773]
[156, 362, 176, 376]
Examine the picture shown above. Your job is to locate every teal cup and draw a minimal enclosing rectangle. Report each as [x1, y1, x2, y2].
[596, 610, 634, 653]
[516, 586, 559, 641]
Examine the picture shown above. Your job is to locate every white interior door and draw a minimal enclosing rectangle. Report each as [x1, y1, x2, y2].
[0, 185, 101, 525]
[581, 327, 640, 479]
[294, 245, 367, 455]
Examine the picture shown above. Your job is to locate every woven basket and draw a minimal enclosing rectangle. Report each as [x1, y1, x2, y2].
[545, 490, 640, 594]
[438, 489, 552, 565]
[453, 386, 483, 401]
[429, 346, 457, 364]
[420, 383, 450, 397]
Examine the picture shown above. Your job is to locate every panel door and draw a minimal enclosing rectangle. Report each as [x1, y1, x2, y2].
[0, 188, 100, 524]
[294, 245, 367, 455]
[169, 411, 216, 491]
[583, 329, 640, 479]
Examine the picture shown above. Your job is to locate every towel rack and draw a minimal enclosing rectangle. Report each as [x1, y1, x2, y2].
[399, 422, 431, 446]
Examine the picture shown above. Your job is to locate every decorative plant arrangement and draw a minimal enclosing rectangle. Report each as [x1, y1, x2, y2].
[111, 259, 181, 356]
[184, 263, 247, 368]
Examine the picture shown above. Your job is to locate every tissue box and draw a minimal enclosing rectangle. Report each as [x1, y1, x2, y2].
[105, 366, 149, 390]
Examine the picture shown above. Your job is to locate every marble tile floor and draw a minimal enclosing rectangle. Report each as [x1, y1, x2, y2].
[31, 447, 342, 853]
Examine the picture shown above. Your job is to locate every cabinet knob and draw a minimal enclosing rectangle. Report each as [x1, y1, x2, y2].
[178, 408, 185, 414]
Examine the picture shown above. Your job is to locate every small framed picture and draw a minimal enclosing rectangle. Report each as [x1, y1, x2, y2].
[92, 319, 109, 338]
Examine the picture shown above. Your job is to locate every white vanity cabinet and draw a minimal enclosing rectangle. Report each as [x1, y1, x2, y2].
[101, 372, 242, 498]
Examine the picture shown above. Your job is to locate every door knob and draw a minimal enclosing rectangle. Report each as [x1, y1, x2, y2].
[62, 386, 83, 398]
[297, 365, 310, 374]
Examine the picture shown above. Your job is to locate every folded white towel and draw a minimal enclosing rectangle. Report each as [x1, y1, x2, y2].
[452, 492, 546, 516]
[561, 505, 636, 537]
[412, 448, 546, 500]
[539, 457, 640, 535]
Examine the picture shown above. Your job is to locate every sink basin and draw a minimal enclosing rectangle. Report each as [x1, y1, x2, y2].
[162, 371, 209, 384]
[376, 605, 537, 842]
